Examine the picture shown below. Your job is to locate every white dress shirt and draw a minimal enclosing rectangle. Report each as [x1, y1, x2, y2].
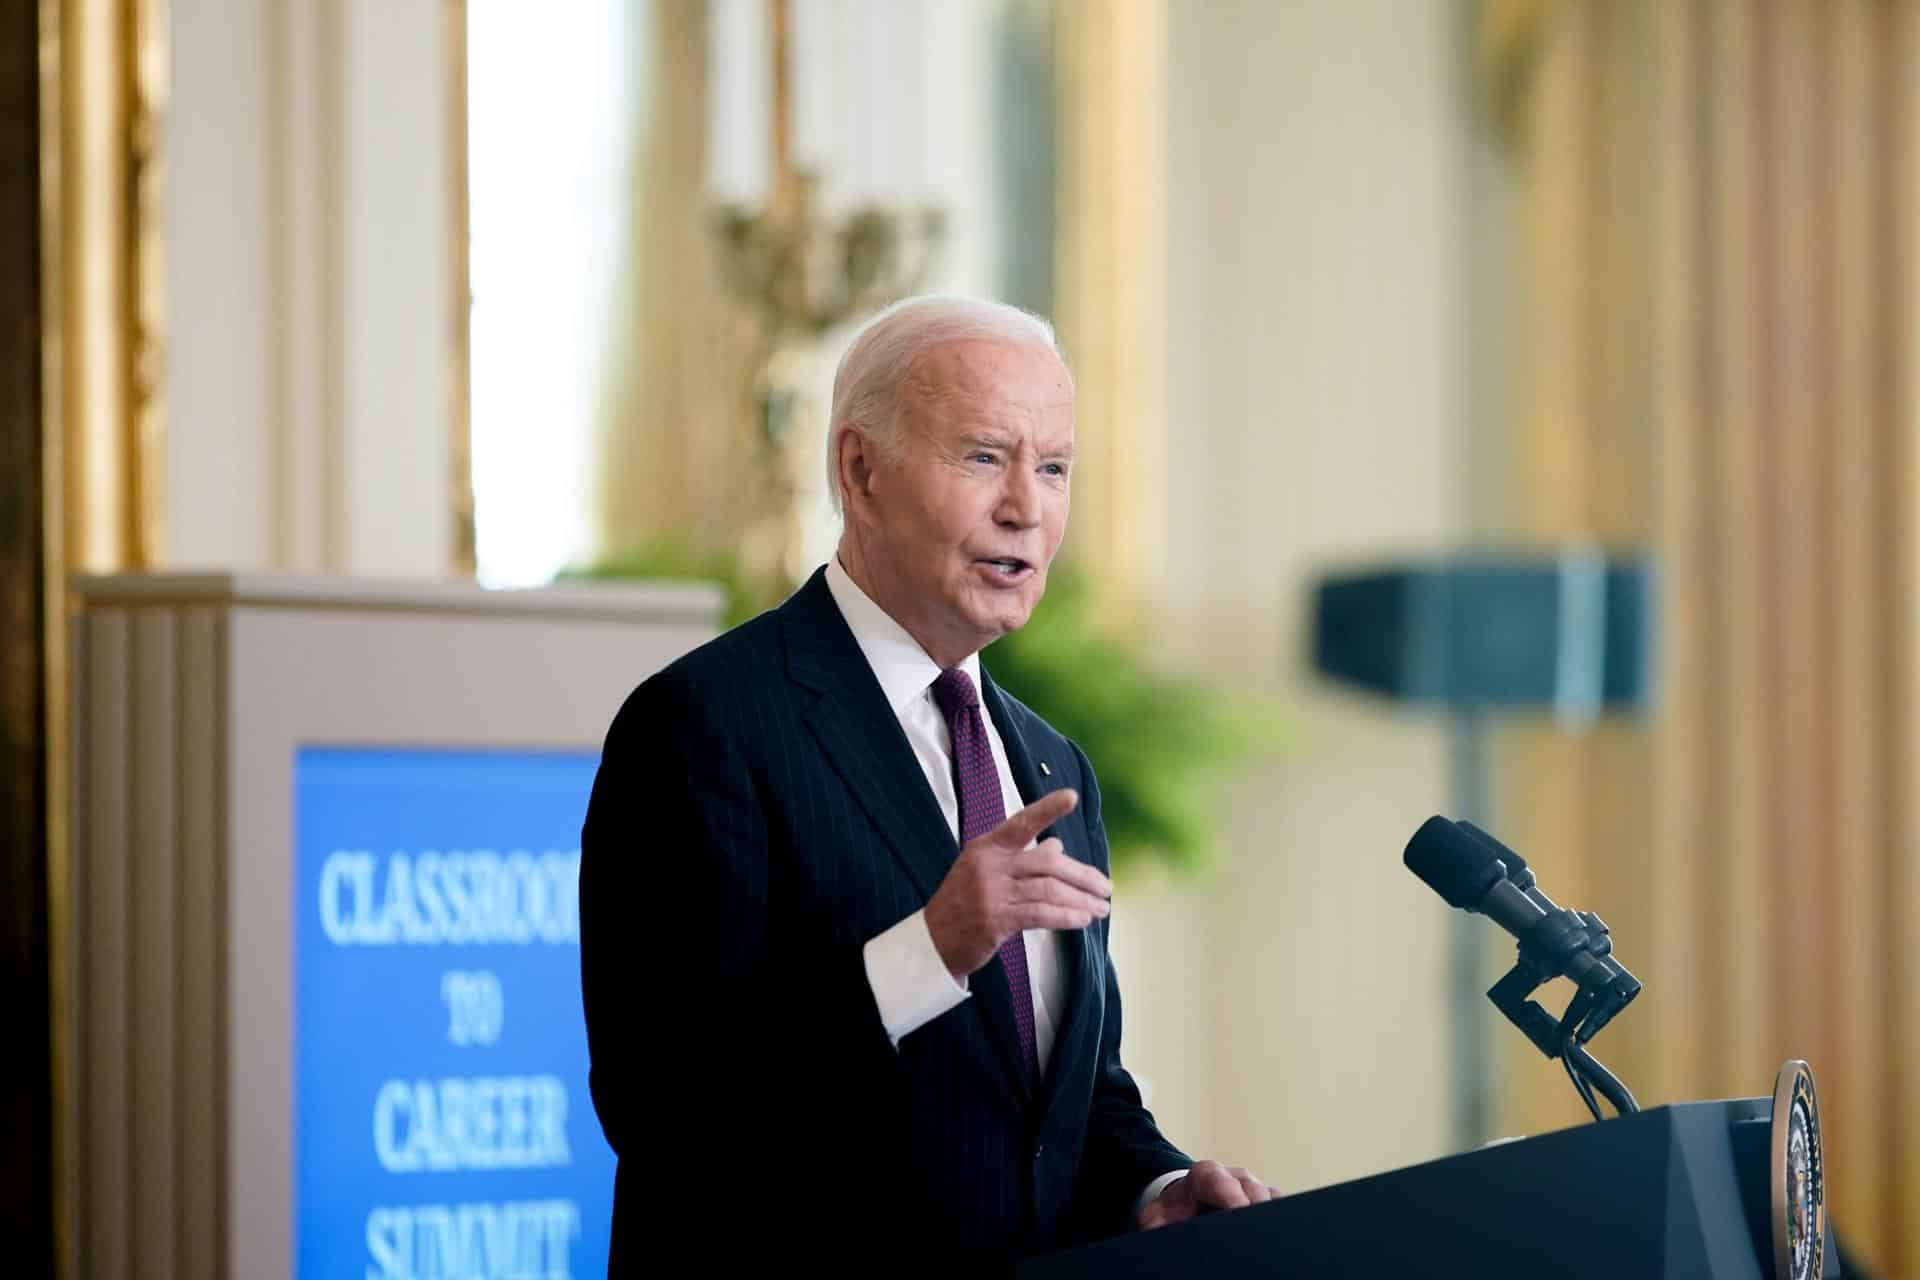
[827, 557, 1068, 1071]
[826, 560, 1186, 1215]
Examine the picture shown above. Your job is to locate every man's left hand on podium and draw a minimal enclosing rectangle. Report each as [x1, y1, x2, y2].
[1136, 1160, 1278, 1231]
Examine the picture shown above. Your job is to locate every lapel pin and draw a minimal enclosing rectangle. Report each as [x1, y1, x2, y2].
[1039, 761, 1051, 777]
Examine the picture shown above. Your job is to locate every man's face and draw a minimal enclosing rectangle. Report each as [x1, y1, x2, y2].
[848, 338, 1074, 664]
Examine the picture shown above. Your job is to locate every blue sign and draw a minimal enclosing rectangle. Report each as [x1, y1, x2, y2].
[295, 747, 613, 1280]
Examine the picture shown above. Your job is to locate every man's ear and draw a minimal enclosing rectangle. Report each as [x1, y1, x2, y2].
[837, 426, 876, 513]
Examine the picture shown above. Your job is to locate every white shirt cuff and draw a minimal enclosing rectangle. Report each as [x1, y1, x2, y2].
[863, 909, 970, 1046]
[1136, 1170, 1189, 1221]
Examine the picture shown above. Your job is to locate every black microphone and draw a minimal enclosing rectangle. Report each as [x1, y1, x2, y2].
[1452, 820, 1643, 1017]
[1404, 817, 1627, 998]
[1454, 821, 1538, 892]
[1406, 816, 1646, 1118]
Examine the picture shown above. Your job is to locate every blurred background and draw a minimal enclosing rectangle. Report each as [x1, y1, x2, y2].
[4, 0, 1917, 1274]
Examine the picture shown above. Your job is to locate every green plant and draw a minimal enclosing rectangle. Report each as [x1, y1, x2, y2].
[567, 542, 1284, 878]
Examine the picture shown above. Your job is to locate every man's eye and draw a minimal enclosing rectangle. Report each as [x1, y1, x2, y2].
[1042, 463, 1067, 477]
[971, 454, 997, 465]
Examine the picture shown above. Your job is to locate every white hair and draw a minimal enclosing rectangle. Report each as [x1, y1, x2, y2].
[824, 295, 1065, 515]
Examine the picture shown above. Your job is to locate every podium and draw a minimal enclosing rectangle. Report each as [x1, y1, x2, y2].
[1019, 1100, 1840, 1279]
[65, 573, 721, 1280]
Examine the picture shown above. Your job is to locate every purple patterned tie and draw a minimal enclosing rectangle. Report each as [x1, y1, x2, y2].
[930, 667, 1039, 1080]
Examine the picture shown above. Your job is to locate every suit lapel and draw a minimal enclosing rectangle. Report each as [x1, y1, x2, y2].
[980, 669, 1047, 808]
[981, 669, 1099, 1115]
[783, 571, 958, 902]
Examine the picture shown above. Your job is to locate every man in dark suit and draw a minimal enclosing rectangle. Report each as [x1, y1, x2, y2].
[580, 296, 1273, 1271]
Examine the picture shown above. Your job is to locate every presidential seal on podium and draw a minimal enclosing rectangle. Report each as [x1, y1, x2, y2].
[1771, 1060, 1824, 1280]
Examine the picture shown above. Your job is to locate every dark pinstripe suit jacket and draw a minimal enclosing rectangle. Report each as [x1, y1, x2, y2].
[580, 568, 1190, 1271]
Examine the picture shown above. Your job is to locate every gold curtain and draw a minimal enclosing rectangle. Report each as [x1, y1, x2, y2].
[1052, 0, 1166, 625]
[591, 0, 768, 568]
[53, 0, 166, 576]
[1490, 2, 1915, 1271]
[43, 5, 169, 1274]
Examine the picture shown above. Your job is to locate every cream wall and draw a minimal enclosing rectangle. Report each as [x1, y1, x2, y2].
[1113, 0, 1479, 1192]
[165, 0, 452, 576]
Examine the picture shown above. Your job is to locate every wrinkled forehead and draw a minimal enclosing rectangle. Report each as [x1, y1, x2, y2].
[904, 339, 1072, 409]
